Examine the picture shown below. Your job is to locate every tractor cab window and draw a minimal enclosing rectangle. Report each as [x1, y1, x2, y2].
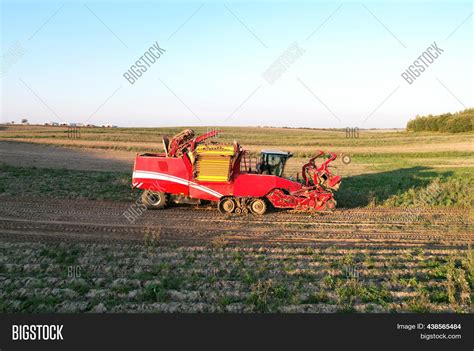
[259, 151, 292, 177]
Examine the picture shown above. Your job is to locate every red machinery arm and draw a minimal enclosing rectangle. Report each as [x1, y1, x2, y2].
[167, 129, 221, 157]
[195, 130, 220, 143]
[301, 151, 341, 190]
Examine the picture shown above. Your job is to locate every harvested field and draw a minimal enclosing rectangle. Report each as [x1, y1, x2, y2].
[0, 125, 472, 313]
[2, 240, 472, 313]
[0, 140, 133, 172]
[0, 196, 471, 247]
[0, 196, 472, 313]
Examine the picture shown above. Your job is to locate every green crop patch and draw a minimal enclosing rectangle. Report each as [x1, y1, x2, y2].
[0, 163, 133, 201]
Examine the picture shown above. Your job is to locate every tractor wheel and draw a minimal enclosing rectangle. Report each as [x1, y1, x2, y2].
[141, 191, 168, 209]
[250, 198, 267, 215]
[218, 198, 236, 214]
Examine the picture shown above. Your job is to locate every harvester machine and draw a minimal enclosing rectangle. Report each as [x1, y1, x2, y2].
[132, 129, 341, 214]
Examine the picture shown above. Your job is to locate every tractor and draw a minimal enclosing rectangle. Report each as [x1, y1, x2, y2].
[132, 129, 341, 214]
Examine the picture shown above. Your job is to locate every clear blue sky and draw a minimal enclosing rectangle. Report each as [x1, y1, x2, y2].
[1, 0, 473, 128]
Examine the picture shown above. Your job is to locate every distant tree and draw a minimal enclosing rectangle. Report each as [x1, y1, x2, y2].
[406, 108, 473, 133]
[21, 118, 28, 124]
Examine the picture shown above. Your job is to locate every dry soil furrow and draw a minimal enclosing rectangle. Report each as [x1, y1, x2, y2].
[0, 196, 471, 247]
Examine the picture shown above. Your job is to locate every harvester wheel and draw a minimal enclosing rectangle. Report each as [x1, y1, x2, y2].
[141, 191, 168, 209]
[250, 198, 267, 215]
[218, 198, 236, 214]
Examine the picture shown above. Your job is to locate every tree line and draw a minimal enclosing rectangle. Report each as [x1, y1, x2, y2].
[406, 108, 473, 133]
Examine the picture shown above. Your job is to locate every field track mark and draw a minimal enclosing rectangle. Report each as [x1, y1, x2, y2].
[0, 196, 471, 246]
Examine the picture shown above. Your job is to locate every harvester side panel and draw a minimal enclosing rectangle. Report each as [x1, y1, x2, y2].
[133, 155, 191, 195]
[188, 181, 232, 201]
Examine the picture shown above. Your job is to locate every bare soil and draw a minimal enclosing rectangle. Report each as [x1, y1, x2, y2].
[1, 196, 471, 313]
[0, 195, 470, 248]
[0, 141, 134, 172]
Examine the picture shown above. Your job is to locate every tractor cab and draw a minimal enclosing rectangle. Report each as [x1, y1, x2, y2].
[258, 150, 293, 177]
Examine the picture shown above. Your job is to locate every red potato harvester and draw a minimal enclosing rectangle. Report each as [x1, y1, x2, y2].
[132, 129, 341, 215]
